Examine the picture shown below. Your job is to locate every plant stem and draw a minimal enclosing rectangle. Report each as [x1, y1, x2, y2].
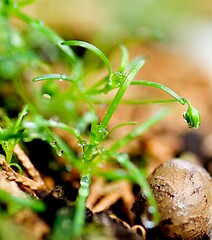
[131, 80, 186, 105]
[113, 152, 159, 225]
[90, 97, 178, 105]
[109, 108, 170, 151]
[119, 45, 129, 71]
[72, 171, 91, 237]
[99, 58, 145, 130]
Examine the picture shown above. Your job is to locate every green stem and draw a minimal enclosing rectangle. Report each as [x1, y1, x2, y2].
[109, 108, 170, 152]
[118, 45, 129, 71]
[131, 80, 186, 105]
[90, 97, 178, 105]
[99, 58, 145, 130]
[13, 104, 28, 131]
[113, 153, 159, 225]
[72, 172, 91, 237]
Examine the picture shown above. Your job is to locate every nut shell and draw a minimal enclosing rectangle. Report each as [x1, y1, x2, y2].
[147, 158, 212, 239]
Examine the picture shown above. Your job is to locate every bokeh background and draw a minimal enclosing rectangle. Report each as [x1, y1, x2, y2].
[23, 0, 212, 75]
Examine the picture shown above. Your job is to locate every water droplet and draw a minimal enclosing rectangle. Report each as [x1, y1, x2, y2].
[140, 205, 158, 229]
[95, 126, 108, 143]
[143, 189, 151, 199]
[73, 128, 80, 137]
[50, 141, 57, 148]
[59, 73, 67, 81]
[43, 93, 51, 100]
[22, 109, 28, 116]
[79, 187, 90, 197]
[148, 206, 156, 214]
[97, 147, 106, 154]
[77, 140, 86, 148]
[106, 71, 126, 90]
[91, 147, 98, 155]
[41, 136, 46, 141]
[61, 73, 67, 80]
[80, 175, 91, 187]
[57, 149, 63, 157]
[23, 121, 36, 128]
[66, 165, 72, 171]
[140, 213, 156, 229]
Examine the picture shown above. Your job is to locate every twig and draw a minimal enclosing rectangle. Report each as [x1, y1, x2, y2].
[0, 155, 46, 191]
[14, 144, 44, 183]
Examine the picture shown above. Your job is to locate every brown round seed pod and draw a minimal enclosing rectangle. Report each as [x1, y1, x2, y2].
[134, 158, 212, 239]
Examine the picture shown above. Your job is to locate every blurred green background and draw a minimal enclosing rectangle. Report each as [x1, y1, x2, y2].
[22, 0, 212, 77]
[23, 0, 212, 46]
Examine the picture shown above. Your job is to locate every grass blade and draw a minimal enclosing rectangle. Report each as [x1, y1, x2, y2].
[61, 40, 112, 76]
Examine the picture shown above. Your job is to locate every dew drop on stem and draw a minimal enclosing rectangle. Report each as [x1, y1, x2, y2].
[95, 126, 108, 143]
[77, 140, 86, 148]
[80, 175, 91, 188]
[79, 174, 91, 197]
[66, 165, 72, 172]
[140, 211, 156, 229]
[57, 149, 64, 157]
[42, 93, 51, 100]
[59, 73, 67, 81]
[50, 140, 57, 148]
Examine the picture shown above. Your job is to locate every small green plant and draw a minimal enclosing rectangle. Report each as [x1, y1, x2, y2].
[0, 105, 27, 164]
[31, 39, 201, 237]
[0, 1, 201, 239]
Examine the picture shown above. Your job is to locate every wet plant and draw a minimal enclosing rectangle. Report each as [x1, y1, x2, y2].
[0, 1, 201, 239]
[31, 40, 201, 237]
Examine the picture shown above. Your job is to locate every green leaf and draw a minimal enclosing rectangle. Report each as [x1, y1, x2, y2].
[33, 73, 72, 82]
[119, 45, 129, 72]
[61, 40, 112, 76]
[0, 189, 46, 212]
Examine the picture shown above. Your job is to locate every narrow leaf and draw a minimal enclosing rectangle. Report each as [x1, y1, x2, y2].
[61, 40, 112, 75]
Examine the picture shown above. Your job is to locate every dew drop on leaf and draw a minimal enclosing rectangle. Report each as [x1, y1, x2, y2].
[57, 149, 64, 157]
[59, 73, 67, 81]
[42, 93, 51, 100]
[140, 213, 156, 229]
[50, 140, 57, 148]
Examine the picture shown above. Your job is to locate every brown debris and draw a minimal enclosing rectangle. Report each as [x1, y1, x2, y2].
[0, 171, 27, 198]
[131, 225, 146, 240]
[86, 177, 135, 223]
[13, 144, 44, 184]
[14, 209, 50, 240]
[0, 146, 47, 192]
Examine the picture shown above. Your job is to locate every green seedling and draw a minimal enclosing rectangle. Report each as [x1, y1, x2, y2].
[0, 1, 201, 239]
[0, 105, 27, 164]
[31, 40, 201, 237]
